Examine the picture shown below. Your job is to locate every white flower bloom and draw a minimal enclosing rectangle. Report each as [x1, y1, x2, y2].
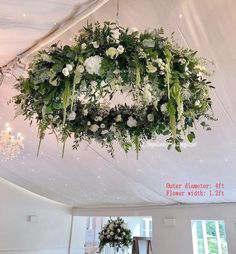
[66, 64, 73, 71]
[147, 113, 154, 122]
[83, 109, 88, 116]
[122, 232, 126, 235]
[195, 100, 201, 107]
[110, 231, 114, 236]
[106, 47, 118, 59]
[90, 124, 99, 133]
[101, 80, 107, 87]
[87, 121, 91, 126]
[121, 223, 127, 229]
[68, 111, 76, 121]
[110, 125, 116, 132]
[84, 55, 102, 75]
[161, 103, 167, 113]
[183, 89, 191, 99]
[179, 58, 186, 65]
[195, 64, 206, 72]
[107, 235, 110, 239]
[95, 116, 103, 122]
[106, 36, 110, 42]
[81, 43, 87, 50]
[101, 130, 108, 135]
[90, 80, 98, 88]
[115, 115, 122, 122]
[117, 229, 120, 233]
[184, 82, 190, 88]
[112, 29, 120, 40]
[117, 45, 124, 54]
[92, 41, 99, 48]
[113, 69, 120, 75]
[41, 53, 52, 62]
[127, 116, 137, 127]
[77, 65, 84, 73]
[147, 64, 157, 73]
[100, 123, 106, 129]
[143, 39, 155, 48]
[62, 67, 70, 76]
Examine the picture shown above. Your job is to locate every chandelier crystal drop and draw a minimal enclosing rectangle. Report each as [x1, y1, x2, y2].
[0, 123, 24, 161]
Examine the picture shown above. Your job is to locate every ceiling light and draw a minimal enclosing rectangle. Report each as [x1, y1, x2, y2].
[0, 123, 24, 161]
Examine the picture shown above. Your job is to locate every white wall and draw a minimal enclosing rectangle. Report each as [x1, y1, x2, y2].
[73, 203, 236, 254]
[0, 178, 72, 254]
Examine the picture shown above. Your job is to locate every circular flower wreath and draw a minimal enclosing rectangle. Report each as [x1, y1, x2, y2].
[99, 217, 132, 252]
[13, 22, 215, 157]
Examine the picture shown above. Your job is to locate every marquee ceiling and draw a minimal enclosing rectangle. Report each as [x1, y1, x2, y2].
[0, 0, 235, 207]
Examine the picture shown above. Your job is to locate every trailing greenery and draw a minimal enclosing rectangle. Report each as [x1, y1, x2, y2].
[99, 217, 132, 252]
[13, 22, 215, 157]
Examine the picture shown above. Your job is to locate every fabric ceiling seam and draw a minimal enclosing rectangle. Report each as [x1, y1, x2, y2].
[0, 165, 74, 206]
[0, 0, 111, 69]
[85, 142, 179, 204]
[0, 174, 71, 207]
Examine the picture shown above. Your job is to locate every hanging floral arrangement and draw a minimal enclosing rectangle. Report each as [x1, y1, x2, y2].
[99, 217, 132, 252]
[13, 22, 215, 158]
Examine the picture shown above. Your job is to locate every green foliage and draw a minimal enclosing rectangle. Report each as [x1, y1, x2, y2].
[12, 22, 215, 157]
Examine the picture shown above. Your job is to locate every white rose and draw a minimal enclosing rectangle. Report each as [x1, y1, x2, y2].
[100, 123, 105, 129]
[117, 45, 124, 54]
[127, 116, 137, 127]
[110, 231, 114, 236]
[77, 65, 84, 73]
[92, 41, 99, 48]
[81, 43, 87, 49]
[83, 109, 88, 116]
[115, 115, 122, 122]
[106, 47, 118, 59]
[87, 121, 91, 126]
[147, 113, 154, 122]
[107, 235, 110, 239]
[195, 100, 201, 107]
[95, 116, 103, 122]
[84, 55, 102, 75]
[161, 103, 167, 112]
[90, 124, 99, 133]
[66, 64, 73, 71]
[101, 130, 108, 135]
[62, 67, 70, 76]
[112, 29, 120, 40]
[68, 111, 76, 121]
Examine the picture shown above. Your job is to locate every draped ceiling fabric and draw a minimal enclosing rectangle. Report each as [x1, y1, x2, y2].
[0, 0, 235, 207]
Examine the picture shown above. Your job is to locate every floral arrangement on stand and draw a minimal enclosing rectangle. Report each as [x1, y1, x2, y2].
[99, 217, 132, 253]
[12, 22, 215, 158]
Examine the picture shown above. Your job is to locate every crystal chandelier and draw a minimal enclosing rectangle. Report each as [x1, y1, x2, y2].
[0, 123, 24, 160]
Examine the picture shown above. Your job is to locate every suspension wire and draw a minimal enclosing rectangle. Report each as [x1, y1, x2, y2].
[116, 0, 120, 25]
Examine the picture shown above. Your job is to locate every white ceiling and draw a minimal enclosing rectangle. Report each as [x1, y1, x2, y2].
[0, 0, 236, 208]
